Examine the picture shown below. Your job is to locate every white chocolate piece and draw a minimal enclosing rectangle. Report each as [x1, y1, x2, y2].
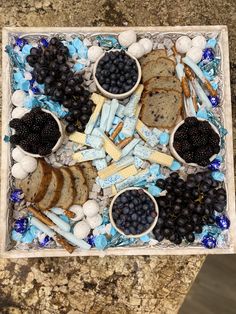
[73, 221, 91, 239]
[20, 156, 37, 173]
[98, 155, 134, 179]
[69, 132, 104, 150]
[12, 147, 26, 162]
[86, 214, 103, 229]
[68, 205, 84, 221]
[128, 42, 145, 59]
[92, 158, 108, 171]
[115, 169, 150, 191]
[85, 93, 105, 134]
[11, 90, 26, 107]
[73, 148, 106, 162]
[106, 99, 119, 133]
[136, 119, 159, 147]
[121, 116, 137, 137]
[123, 85, 144, 117]
[175, 36, 192, 54]
[138, 38, 153, 54]
[88, 46, 104, 62]
[83, 200, 99, 217]
[192, 35, 206, 50]
[44, 211, 71, 232]
[95, 129, 122, 161]
[11, 107, 28, 119]
[118, 30, 137, 47]
[11, 163, 28, 179]
[186, 47, 203, 64]
[100, 100, 111, 131]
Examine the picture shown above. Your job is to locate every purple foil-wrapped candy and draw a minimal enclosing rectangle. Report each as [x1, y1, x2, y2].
[208, 95, 220, 107]
[201, 234, 217, 249]
[39, 235, 53, 247]
[202, 48, 215, 63]
[10, 189, 24, 203]
[31, 87, 40, 94]
[40, 38, 49, 47]
[14, 217, 29, 234]
[208, 159, 221, 171]
[216, 215, 230, 230]
[15, 37, 28, 48]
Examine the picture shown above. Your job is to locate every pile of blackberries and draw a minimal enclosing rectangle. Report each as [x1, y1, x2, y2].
[26, 37, 94, 133]
[112, 189, 157, 236]
[153, 171, 226, 245]
[173, 117, 220, 166]
[95, 50, 139, 94]
[9, 107, 61, 156]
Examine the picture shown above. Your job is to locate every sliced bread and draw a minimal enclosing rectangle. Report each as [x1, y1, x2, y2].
[144, 76, 182, 93]
[55, 167, 76, 210]
[139, 49, 167, 68]
[140, 89, 183, 129]
[16, 159, 52, 203]
[80, 161, 97, 191]
[37, 167, 64, 211]
[142, 57, 176, 83]
[70, 165, 89, 205]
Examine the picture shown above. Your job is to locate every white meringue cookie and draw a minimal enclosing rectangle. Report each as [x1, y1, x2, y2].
[83, 200, 99, 217]
[186, 46, 203, 63]
[11, 90, 26, 107]
[69, 205, 84, 221]
[128, 42, 145, 59]
[11, 107, 28, 119]
[88, 46, 104, 62]
[175, 36, 192, 54]
[12, 147, 26, 162]
[20, 156, 37, 173]
[138, 38, 153, 54]
[73, 221, 91, 239]
[192, 35, 206, 50]
[86, 214, 103, 229]
[118, 30, 137, 47]
[11, 163, 28, 180]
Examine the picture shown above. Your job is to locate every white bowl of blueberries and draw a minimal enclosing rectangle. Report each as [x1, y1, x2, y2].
[109, 187, 159, 238]
[93, 49, 142, 100]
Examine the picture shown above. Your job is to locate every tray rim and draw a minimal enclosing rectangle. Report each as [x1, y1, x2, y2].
[1, 26, 235, 258]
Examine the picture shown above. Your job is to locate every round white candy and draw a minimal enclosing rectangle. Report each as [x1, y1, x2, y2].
[83, 200, 99, 217]
[12, 147, 26, 162]
[138, 38, 153, 54]
[88, 46, 104, 62]
[175, 36, 192, 54]
[73, 221, 90, 239]
[87, 214, 103, 229]
[192, 35, 206, 50]
[69, 205, 84, 221]
[11, 90, 26, 107]
[118, 30, 137, 47]
[128, 42, 145, 59]
[11, 163, 28, 180]
[186, 46, 203, 64]
[20, 156, 37, 173]
[11, 107, 28, 119]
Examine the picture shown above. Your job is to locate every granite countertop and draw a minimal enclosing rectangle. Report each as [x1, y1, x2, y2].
[0, 0, 235, 313]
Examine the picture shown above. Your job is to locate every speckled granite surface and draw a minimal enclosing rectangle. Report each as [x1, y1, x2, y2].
[0, 0, 235, 313]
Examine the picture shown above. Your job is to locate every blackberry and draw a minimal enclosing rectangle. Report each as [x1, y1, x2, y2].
[195, 146, 212, 160]
[38, 145, 52, 156]
[26, 133, 41, 145]
[19, 139, 31, 152]
[212, 145, 220, 154]
[199, 120, 212, 133]
[174, 129, 188, 141]
[188, 126, 199, 137]
[181, 140, 192, 152]
[41, 125, 60, 139]
[9, 118, 22, 130]
[191, 133, 206, 147]
[209, 132, 220, 147]
[198, 159, 210, 167]
[185, 117, 199, 127]
[21, 113, 35, 128]
[15, 124, 29, 138]
[34, 113, 47, 127]
[181, 151, 195, 163]
[178, 123, 189, 133]
[31, 107, 42, 115]
[10, 134, 21, 145]
[173, 141, 183, 153]
[32, 124, 42, 133]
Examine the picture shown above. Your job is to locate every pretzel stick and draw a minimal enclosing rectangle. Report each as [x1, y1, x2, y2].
[54, 235, 75, 254]
[204, 80, 217, 97]
[64, 209, 76, 218]
[110, 122, 123, 141]
[117, 137, 133, 149]
[181, 77, 191, 98]
[184, 65, 195, 81]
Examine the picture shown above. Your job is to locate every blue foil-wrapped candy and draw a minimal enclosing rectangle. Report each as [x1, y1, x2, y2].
[202, 48, 215, 63]
[96, 35, 122, 50]
[87, 235, 96, 247]
[31, 87, 40, 94]
[208, 158, 221, 171]
[94, 234, 108, 250]
[14, 217, 29, 234]
[216, 215, 230, 230]
[201, 234, 217, 249]
[39, 235, 53, 247]
[40, 38, 49, 47]
[208, 95, 220, 107]
[15, 37, 28, 48]
[212, 171, 224, 182]
[10, 189, 23, 203]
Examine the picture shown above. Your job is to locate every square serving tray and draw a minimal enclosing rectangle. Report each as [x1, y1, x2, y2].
[1, 26, 235, 258]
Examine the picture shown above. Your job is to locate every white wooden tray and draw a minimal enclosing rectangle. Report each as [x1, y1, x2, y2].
[1, 26, 235, 258]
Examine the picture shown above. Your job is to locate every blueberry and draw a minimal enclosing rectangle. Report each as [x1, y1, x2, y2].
[66, 124, 77, 134]
[123, 207, 129, 215]
[163, 228, 172, 237]
[186, 233, 195, 243]
[178, 226, 187, 235]
[173, 235, 182, 245]
[131, 213, 138, 221]
[155, 232, 164, 242]
[119, 76, 125, 82]
[124, 228, 130, 235]
[142, 204, 149, 211]
[147, 216, 154, 224]
[177, 216, 187, 226]
[129, 226, 136, 235]
[102, 84, 109, 91]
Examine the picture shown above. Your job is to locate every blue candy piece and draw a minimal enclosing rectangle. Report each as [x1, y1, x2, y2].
[211, 171, 224, 182]
[208, 158, 221, 171]
[24, 96, 39, 108]
[4, 135, 10, 143]
[29, 79, 35, 86]
[159, 131, 169, 145]
[202, 48, 215, 63]
[148, 185, 162, 197]
[201, 234, 217, 249]
[22, 44, 33, 55]
[59, 214, 70, 224]
[13, 71, 24, 83]
[11, 230, 23, 241]
[17, 79, 30, 91]
[40, 38, 49, 47]
[15, 37, 28, 48]
[72, 38, 88, 59]
[208, 95, 220, 107]
[21, 230, 34, 243]
[68, 44, 77, 56]
[14, 217, 29, 234]
[87, 235, 96, 247]
[156, 174, 165, 180]
[215, 155, 223, 162]
[140, 235, 151, 242]
[216, 215, 230, 230]
[170, 160, 181, 171]
[110, 227, 117, 236]
[74, 63, 85, 72]
[96, 35, 121, 49]
[29, 225, 40, 239]
[31, 87, 40, 94]
[197, 108, 208, 120]
[94, 234, 108, 250]
[149, 164, 160, 176]
[10, 189, 23, 203]
[39, 235, 53, 247]
[207, 38, 217, 49]
[211, 82, 218, 90]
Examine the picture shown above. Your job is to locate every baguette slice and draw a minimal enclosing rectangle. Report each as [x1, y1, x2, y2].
[37, 167, 64, 210]
[54, 167, 76, 210]
[144, 76, 182, 93]
[139, 49, 167, 68]
[16, 159, 52, 203]
[140, 89, 183, 129]
[80, 161, 97, 191]
[142, 57, 176, 83]
[70, 165, 89, 205]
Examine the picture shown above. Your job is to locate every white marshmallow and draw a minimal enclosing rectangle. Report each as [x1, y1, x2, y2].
[186, 46, 203, 64]
[138, 38, 153, 54]
[20, 156, 37, 173]
[192, 35, 207, 50]
[11, 107, 28, 119]
[11, 163, 28, 179]
[11, 90, 26, 107]
[88, 46, 104, 62]
[83, 200, 99, 217]
[86, 214, 103, 229]
[118, 30, 137, 47]
[73, 221, 90, 239]
[128, 42, 145, 59]
[12, 147, 26, 162]
[69, 205, 84, 221]
[175, 36, 192, 54]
